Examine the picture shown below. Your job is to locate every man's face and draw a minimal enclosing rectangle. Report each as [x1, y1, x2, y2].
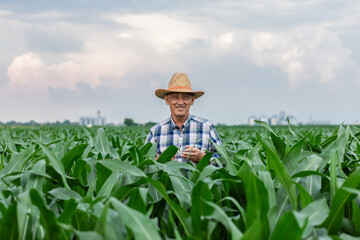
[164, 93, 195, 119]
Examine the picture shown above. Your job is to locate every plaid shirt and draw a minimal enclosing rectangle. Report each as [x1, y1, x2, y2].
[145, 115, 222, 162]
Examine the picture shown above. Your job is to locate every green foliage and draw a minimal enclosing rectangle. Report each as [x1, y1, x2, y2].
[0, 124, 360, 239]
[124, 118, 137, 127]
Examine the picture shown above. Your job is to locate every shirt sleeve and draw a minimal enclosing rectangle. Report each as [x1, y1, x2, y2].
[145, 129, 154, 144]
[209, 124, 222, 145]
[209, 124, 222, 158]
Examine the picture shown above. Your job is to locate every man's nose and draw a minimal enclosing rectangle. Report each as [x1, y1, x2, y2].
[177, 96, 185, 103]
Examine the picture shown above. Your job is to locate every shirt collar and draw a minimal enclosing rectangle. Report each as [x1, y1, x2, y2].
[170, 114, 192, 130]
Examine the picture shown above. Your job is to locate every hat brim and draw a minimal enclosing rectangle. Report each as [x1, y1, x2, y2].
[155, 89, 204, 99]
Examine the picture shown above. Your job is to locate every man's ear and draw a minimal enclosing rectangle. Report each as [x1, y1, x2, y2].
[164, 95, 170, 105]
[191, 96, 195, 105]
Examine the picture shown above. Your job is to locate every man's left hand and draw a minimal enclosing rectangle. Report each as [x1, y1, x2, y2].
[182, 145, 206, 162]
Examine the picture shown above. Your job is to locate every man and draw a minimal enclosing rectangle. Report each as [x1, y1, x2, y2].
[145, 73, 222, 163]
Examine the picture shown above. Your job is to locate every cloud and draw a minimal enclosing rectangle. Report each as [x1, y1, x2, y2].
[3, 2, 360, 95]
[0, 9, 11, 16]
[7, 52, 103, 90]
[245, 27, 353, 87]
[112, 11, 357, 88]
[23, 11, 67, 19]
[1, 1, 360, 124]
[113, 13, 208, 54]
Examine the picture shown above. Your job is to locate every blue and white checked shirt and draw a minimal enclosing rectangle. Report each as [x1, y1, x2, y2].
[145, 115, 222, 162]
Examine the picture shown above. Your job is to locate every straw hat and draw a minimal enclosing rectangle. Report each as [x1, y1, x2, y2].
[155, 73, 204, 99]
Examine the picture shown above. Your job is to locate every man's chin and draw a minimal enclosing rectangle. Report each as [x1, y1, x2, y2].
[174, 111, 187, 118]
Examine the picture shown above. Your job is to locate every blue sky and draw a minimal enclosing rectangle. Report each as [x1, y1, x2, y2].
[1, 0, 360, 125]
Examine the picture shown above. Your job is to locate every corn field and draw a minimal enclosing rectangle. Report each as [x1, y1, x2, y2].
[0, 123, 360, 239]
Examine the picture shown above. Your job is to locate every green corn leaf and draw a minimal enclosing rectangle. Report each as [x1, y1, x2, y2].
[210, 141, 237, 175]
[98, 159, 146, 177]
[58, 199, 78, 224]
[95, 128, 110, 155]
[257, 171, 276, 231]
[30, 132, 69, 189]
[96, 171, 119, 200]
[146, 178, 193, 236]
[282, 135, 306, 175]
[244, 173, 270, 239]
[16, 199, 33, 240]
[0, 146, 34, 176]
[320, 130, 348, 172]
[270, 132, 286, 160]
[0, 202, 18, 240]
[73, 230, 103, 240]
[61, 143, 87, 172]
[2, 129, 17, 153]
[270, 211, 305, 240]
[169, 175, 193, 207]
[323, 168, 360, 234]
[49, 187, 82, 201]
[110, 197, 161, 240]
[156, 145, 178, 163]
[301, 198, 329, 238]
[203, 200, 243, 240]
[197, 164, 219, 182]
[81, 125, 94, 146]
[127, 187, 147, 214]
[24, 159, 47, 192]
[156, 160, 196, 174]
[190, 152, 213, 183]
[351, 200, 360, 234]
[254, 120, 277, 135]
[29, 189, 67, 240]
[191, 181, 213, 239]
[94, 201, 110, 238]
[293, 182, 313, 208]
[256, 132, 297, 210]
[292, 170, 329, 180]
[129, 146, 145, 166]
[139, 142, 153, 155]
[330, 149, 338, 199]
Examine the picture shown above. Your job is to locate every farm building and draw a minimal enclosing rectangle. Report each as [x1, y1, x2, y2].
[248, 111, 298, 125]
[80, 110, 106, 127]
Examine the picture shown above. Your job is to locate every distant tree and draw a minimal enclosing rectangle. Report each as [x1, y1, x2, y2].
[27, 120, 38, 125]
[124, 118, 137, 127]
[63, 120, 71, 125]
[6, 121, 17, 125]
[144, 121, 156, 127]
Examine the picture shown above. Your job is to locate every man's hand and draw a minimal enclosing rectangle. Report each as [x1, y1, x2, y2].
[182, 145, 206, 162]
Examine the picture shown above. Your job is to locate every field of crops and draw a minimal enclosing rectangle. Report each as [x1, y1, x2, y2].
[0, 123, 360, 239]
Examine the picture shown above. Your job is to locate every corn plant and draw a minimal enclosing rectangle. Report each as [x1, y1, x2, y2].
[0, 123, 359, 239]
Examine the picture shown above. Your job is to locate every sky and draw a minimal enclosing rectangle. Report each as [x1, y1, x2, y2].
[1, 0, 360, 125]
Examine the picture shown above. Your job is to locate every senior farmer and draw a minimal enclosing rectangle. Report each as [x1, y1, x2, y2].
[145, 73, 222, 163]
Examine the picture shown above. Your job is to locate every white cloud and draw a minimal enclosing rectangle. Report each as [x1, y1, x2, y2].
[0, 9, 11, 16]
[1, 1, 360, 124]
[7, 53, 47, 88]
[3, 3, 360, 95]
[5, 12, 237, 91]
[113, 14, 207, 54]
[215, 32, 234, 48]
[7, 50, 119, 90]
[24, 11, 67, 19]
[245, 27, 352, 87]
